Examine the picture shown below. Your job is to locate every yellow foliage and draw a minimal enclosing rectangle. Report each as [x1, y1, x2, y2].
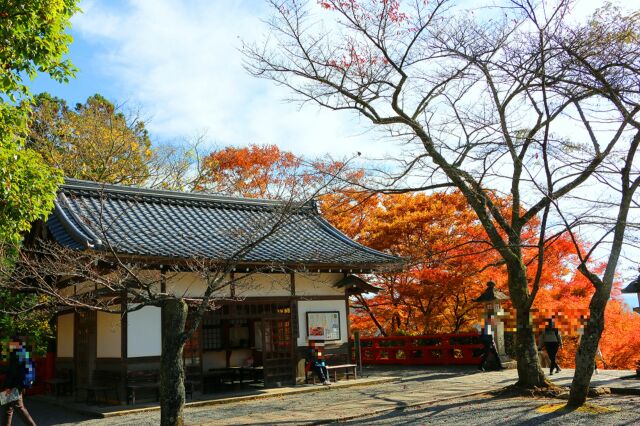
[536, 403, 619, 415]
[28, 94, 152, 185]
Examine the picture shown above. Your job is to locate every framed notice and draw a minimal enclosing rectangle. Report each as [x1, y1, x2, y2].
[306, 311, 341, 341]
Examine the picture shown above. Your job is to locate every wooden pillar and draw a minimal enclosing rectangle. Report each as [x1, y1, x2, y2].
[120, 289, 128, 403]
[345, 290, 351, 361]
[290, 272, 296, 296]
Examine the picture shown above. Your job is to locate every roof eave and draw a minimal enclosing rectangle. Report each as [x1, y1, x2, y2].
[61, 250, 400, 274]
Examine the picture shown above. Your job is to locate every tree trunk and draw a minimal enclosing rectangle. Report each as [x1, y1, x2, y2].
[507, 263, 550, 388]
[160, 298, 188, 426]
[569, 180, 632, 406]
[513, 305, 548, 387]
[568, 288, 607, 406]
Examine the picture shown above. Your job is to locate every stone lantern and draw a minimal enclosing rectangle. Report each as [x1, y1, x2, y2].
[622, 276, 640, 314]
[473, 281, 510, 362]
[624, 277, 640, 376]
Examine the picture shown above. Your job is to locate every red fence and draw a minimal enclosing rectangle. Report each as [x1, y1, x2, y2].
[353, 333, 484, 366]
[0, 353, 55, 395]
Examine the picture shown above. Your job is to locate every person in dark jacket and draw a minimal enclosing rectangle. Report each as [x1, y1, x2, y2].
[477, 320, 503, 372]
[538, 319, 563, 375]
[2, 338, 36, 426]
[306, 343, 331, 385]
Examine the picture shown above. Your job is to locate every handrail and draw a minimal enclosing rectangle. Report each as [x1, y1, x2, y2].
[351, 333, 484, 365]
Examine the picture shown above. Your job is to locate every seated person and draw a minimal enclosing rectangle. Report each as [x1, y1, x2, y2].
[306, 343, 330, 385]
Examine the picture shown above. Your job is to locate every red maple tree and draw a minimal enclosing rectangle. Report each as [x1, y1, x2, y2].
[199, 143, 640, 369]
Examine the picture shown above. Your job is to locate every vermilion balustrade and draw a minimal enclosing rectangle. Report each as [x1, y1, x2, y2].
[352, 333, 484, 366]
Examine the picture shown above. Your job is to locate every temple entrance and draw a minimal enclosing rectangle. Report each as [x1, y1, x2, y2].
[262, 316, 294, 387]
[199, 300, 296, 390]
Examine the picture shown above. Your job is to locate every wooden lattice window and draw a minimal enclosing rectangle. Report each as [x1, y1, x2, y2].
[203, 316, 223, 350]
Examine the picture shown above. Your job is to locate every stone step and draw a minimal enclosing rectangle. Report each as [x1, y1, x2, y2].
[501, 360, 517, 369]
[499, 355, 517, 369]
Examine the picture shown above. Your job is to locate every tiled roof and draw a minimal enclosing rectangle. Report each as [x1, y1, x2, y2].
[335, 275, 381, 294]
[473, 281, 509, 302]
[46, 179, 401, 269]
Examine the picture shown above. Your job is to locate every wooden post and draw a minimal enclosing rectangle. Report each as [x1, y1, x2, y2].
[230, 271, 235, 298]
[290, 272, 296, 296]
[354, 330, 362, 377]
[120, 289, 128, 404]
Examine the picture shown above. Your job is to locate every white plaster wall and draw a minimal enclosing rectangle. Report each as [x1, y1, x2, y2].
[97, 311, 121, 358]
[57, 313, 74, 358]
[229, 349, 252, 367]
[203, 351, 226, 370]
[165, 272, 231, 298]
[89, 271, 341, 300]
[297, 300, 348, 347]
[202, 349, 253, 370]
[234, 273, 290, 297]
[295, 273, 344, 296]
[127, 305, 162, 358]
[59, 285, 74, 298]
[75, 281, 95, 295]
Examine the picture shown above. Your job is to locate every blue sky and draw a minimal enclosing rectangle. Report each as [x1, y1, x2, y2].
[29, 0, 384, 158]
[27, 0, 639, 309]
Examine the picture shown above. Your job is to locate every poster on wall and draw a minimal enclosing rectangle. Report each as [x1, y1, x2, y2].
[307, 311, 341, 341]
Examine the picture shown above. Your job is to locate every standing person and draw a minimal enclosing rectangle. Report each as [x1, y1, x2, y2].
[594, 346, 607, 374]
[1, 337, 36, 426]
[477, 322, 502, 372]
[538, 319, 563, 375]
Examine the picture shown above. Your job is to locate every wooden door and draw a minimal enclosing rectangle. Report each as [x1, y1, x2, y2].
[261, 318, 294, 387]
[75, 311, 97, 387]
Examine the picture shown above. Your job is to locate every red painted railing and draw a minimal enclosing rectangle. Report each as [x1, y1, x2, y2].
[352, 333, 484, 366]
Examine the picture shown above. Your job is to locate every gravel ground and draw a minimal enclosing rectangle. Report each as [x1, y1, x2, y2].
[11, 367, 639, 425]
[18, 390, 640, 426]
[345, 394, 640, 426]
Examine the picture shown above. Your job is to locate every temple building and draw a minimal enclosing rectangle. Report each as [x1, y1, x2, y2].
[41, 179, 401, 402]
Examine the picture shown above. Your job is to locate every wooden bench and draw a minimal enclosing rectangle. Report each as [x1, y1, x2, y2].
[77, 370, 120, 404]
[45, 369, 73, 397]
[127, 370, 160, 405]
[306, 363, 358, 384]
[327, 364, 357, 382]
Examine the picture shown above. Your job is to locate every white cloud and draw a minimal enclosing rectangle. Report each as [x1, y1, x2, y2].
[72, 0, 392, 158]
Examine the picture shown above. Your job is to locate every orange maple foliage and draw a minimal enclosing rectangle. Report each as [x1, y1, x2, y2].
[198, 143, 640, 370]
[326, 190, 640, 370]
[196, 144, 301, 198]
[528, 260, 640, 370]
[322, 191, 507, 335]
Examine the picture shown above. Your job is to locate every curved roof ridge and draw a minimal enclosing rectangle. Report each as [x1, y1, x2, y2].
[312, 214, 400, 262]
[62, 178, 313, 210]
[52, 196, 95, 248]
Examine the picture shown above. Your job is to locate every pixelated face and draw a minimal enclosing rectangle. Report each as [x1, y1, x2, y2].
[7, 339, 21, 350]
[1, 339, 26, 361]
